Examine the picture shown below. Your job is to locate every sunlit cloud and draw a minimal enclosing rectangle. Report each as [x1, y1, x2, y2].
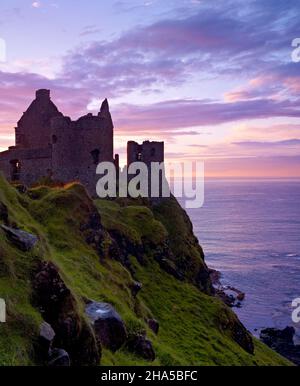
[32, 2, 42, 8]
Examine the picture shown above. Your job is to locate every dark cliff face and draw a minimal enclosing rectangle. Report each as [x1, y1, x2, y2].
[0, 176, 291, 366]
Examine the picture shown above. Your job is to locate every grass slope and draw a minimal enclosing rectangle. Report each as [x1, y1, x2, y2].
[0, 175, 291, 366]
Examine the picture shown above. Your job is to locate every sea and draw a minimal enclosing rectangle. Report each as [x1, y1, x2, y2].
[180, 179, 300, 341]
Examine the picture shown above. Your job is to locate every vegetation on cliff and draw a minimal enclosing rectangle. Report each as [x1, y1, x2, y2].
[0, 175, 291, 366]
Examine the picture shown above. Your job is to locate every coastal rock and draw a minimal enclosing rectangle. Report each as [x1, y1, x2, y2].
[85, 301, 127, 352]
[209, 268, 245, 308]
[147, 319, 159, 335]
[209, 268, 222, 286]
[260, 327, 300, 365]
[0, 224, 38, 251]
[48, 348, 70, 367]
[127, 334, 155, 361]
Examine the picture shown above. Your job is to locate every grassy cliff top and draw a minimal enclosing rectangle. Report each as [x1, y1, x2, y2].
[0, 176, 292, 366]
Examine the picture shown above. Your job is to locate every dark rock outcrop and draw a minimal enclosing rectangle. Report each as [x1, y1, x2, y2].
[209, 269, 245, 308]
[156, 257, 184, 281]
[32, 261, 100, 365]
[147, 319, 159, 335]
[38, 322, 72, 367]
[85, 301, 127, 352]
[219, 308, 254, 355]
[0, 202, 8, 224]
[1, 224, 38, 251]
[209, 268, 222, 286]
[80, 211, 106, 257]
[131, 281, 143, 297]
[260, 327, 300, 365]
[38, 322, 56, 359]
[231, 321, 254, 355]
[126, 333, 155, 361]
[48, 348, 70, 367]
[108, 229, 144, 269]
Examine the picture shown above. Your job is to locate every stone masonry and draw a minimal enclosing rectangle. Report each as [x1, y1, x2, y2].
[0, 89, 164, 197]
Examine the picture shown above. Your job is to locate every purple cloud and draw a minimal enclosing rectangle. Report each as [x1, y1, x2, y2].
[113, 98, 300, 131]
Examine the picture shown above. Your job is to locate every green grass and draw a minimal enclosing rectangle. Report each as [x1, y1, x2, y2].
[0, 175, 292, 366]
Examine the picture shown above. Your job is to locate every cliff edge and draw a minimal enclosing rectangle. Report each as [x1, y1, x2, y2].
[0, 175, 291, 366]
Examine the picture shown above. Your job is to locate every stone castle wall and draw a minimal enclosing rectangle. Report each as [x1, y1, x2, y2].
[127, 140, 164, 167]
[0, 90, 115, 196]
[0, 89, 165, 197]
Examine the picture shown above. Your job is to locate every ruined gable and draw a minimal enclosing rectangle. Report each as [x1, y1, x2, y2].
[16, 89, 63, 149]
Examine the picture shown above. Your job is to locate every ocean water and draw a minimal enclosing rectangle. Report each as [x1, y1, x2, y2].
[181, 179, 300, 341]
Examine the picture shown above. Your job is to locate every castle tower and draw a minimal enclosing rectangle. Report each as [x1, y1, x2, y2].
[51, 99, 114, 196]
[15, 89, 63, 149]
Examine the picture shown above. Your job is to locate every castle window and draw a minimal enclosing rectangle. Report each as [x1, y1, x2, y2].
[137, 152, 142, 161]
[10, 159, 21, 181]
[91, 149, 100, 165]
[52, 135, 58, 144]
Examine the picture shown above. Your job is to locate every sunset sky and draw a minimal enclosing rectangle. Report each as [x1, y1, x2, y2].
[0, 0, 300, 177]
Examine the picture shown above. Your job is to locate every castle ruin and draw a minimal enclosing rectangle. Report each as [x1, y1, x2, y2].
[0, 89, 164, 197]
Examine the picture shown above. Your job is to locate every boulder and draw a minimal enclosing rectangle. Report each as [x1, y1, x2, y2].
[39, 322, 56, 358]
[127, 334, 155, 361]
[260, 327, 300, 365]
[85, 302, 127, 352]
[260, 326, 295, 346]
[1, 225, 38, 251]
[147, 319, 159, 335]
[48, 348, 70, 367]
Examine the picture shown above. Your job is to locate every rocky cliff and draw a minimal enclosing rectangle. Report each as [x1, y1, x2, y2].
[0, 175, 291, 365]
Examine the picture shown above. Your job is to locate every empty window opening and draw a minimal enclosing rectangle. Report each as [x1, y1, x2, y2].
[52, 135, 58, 144]
[136, 152, 142, 161]
[10, 159, 21, 181]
